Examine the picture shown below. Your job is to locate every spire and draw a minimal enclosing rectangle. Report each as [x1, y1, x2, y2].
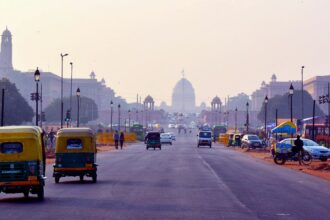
[182, 68, 185, 78]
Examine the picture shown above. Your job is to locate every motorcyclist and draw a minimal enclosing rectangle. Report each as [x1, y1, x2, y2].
[293, 135, 304, 165]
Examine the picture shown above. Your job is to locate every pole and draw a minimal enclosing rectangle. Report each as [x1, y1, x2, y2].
[61, 55, 63, 128]
[118, 105, 121, 131]
[129, 111, 131, 132]
[290, 94, 293, 122]
[327, 82, 330, 147]
[70, 62, 73, 127]
[110, 104, 113, 132]
[275, 109, 278, 141]
[312, 100, 316, 141]
[77, 95, 80, 127]
[36, 81, 39, 126]
[301, 66, 304, 125]
[1, 88, 4, 126]
[235, 108, 237, 133]
[264, 103, 266, 138]
[40, 84, 43, 128]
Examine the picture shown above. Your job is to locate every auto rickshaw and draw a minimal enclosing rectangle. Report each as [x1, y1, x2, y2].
[0, 126, 46, 200]
[233, 134, 242, 146]
[145, 132, 161, 150]
[53, 128, 97, 183]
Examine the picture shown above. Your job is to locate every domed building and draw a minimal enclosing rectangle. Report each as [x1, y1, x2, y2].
[171, 77, 196, 113]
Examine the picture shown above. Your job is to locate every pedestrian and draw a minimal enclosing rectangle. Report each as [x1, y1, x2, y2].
[48, 128, 55, 148]
[120, 132, 125, 150]
[113, 130, 119, 149]
[293, 135, 304, 165]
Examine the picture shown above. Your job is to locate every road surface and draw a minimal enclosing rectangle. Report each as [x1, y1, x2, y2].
[1, 133, 329, 220]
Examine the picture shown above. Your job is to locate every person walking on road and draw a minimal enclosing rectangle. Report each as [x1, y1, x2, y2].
[294, 135, 304, 165]
[114, 130, 119, 150]
[120, 132, 125, 150]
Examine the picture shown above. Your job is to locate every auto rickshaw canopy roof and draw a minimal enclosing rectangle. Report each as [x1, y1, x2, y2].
[56, 128, 96, 153]
[0, 126, 44, 161]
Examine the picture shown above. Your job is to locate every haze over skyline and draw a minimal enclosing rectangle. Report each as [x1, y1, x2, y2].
[1, 0, 330, 106]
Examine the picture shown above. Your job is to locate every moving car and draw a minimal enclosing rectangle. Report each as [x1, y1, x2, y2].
[279, 138, 330, 161]
[53, 128, 97, 183]
[241, 135, 263, 149]
[145, 132, 161, 150]
[160, 133, 173, 145]
[197, 131, 212, 148]
[0, 126, 46, 200]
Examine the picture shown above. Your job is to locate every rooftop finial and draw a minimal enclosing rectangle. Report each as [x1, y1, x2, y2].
[182, 68, 185, 78]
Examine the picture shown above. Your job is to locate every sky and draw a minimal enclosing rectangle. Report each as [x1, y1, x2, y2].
[1, 0, 330, 106]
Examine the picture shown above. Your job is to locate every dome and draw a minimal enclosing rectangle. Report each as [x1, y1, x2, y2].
[171, 78, 196, 113]
[211, 96, 222, 105]
[144, 95, 154, 103]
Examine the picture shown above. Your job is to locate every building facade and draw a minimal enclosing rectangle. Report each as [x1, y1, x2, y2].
[0, 28, 123, 123]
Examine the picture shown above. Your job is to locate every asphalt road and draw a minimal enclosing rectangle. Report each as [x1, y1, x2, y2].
[0, 133, 329, 220]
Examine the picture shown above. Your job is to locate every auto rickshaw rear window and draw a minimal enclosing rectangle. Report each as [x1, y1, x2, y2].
[67, 139, 83, 149]
[1, 142, 23, 154]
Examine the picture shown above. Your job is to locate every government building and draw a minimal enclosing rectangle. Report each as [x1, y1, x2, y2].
[0, 28, 126, 122]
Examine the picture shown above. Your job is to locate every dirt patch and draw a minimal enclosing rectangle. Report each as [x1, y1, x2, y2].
[229, 146, 330, 181]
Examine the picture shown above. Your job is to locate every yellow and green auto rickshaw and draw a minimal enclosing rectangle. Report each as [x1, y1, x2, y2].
[0, 126, 46, 200]
[53, 128, 97, 183]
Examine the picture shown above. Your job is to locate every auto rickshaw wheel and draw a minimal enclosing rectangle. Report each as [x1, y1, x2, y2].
[80, 175, 84, 182]
[92, 174, 97, 183]
[23, 190, 29, 198]
[37, 187, 44, 200]
[55, 176, 60, 183]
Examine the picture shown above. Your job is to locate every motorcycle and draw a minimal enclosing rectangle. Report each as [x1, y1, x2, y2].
[273, 149, 312, 165]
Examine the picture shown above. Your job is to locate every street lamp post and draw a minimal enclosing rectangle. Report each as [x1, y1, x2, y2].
[1, 88, 4, 126]
[118, 104, 121, 131]
[60, 53, 68, 128]
[128, 109, 131, 132]
[34, 68, 40, 126]
[136, 109, 138, 124]
[301, 66, 304, 122]
[110, 100, 113, 132]
[289, 83, 294, 122]
[246, 102, 249, 133]
[76, 88, 80, 127]
[264, 96, 269, 140]
[70, 62, 73, 126]
[235, 108, 237, 133]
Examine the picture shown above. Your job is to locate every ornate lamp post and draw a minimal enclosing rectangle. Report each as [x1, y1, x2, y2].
[264, 96, 269, 139]
[76, 88, 80, 127]
[69, 62, 73, 126]
[128, 109, 131, 132]
[110, 100, 113, 132]
[34, 68, 40, 126]
[246, 102, 249, 133]
[235, 107, 238, 133]
[118, 104, 121, 131]
[60, 53, 68, 128]
[289, 84, 294, 122]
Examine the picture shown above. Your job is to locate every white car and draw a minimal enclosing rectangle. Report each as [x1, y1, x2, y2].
[160, 133, 173, 145]
[168, 124, 175, 129]
[280, 138, 330, 161]
[168, 132, 176, 141]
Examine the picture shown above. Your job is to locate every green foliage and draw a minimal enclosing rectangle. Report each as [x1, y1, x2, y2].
[0, 78, 34, 125]
[44, 96, 98, 123]
[258, 90, 324, 122]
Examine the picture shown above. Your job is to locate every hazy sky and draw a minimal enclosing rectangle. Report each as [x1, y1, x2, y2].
[1, 0, 330, 106]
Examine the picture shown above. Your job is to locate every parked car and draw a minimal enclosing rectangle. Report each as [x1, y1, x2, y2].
[279, 138, 330, 161]
[168, 132, 176, 141]
[168, 124, 175, 129]
[197, 131, 212, 148]
[160, 133, 173, 145]
[241, 135, 263, 149]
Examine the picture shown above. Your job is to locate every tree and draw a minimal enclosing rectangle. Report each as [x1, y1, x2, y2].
[0, 78, 34, 125]
[258, 90, 324, 122]
[44, 96, 98, 123]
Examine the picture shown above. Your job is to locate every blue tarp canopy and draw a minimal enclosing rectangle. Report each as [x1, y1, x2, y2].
[271, 121, 296, 135]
